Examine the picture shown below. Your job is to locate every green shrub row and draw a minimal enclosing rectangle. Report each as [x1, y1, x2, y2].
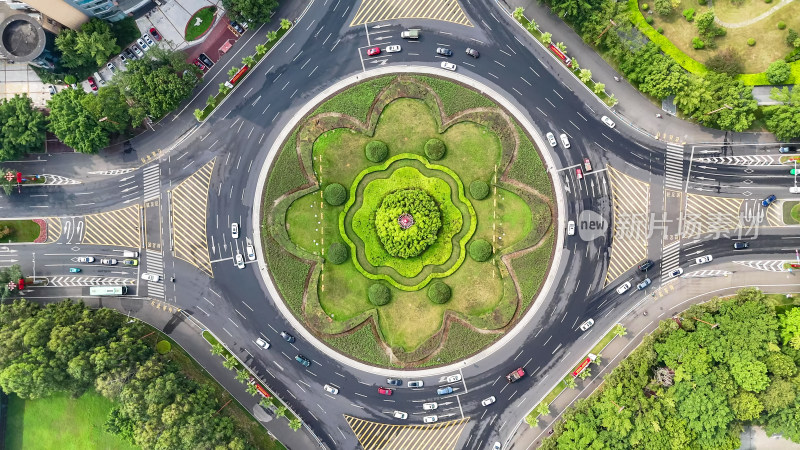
[418, 321, 501, 367]
[312, 76, 395, 123]
[513, 232, 554, 313]
[412, 76, 497, 116]
[263, 131, 308, 208]
[508, 126, 554, 199]
[322, 323, 394, 367]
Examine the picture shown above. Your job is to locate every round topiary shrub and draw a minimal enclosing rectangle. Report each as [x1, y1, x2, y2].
[366, 140, 389, 163]
[375, 189, 442, 258]
[645, 16, 653, 24]
[327, 242, 348, 264]
[657, 27, 664, 34]
[469, 180, 490, 200]
[469, 239, 493, 262]
[424, 138, 447, 160]
[747, 38, 756, 46]
[778, 21, 786, 30]
[692, 37, 705, 49]
[427, 281, 452, 304]
[156, 340, 171, 354]
[323, 183, 347, 206]
[642, 3, 649, 10]
[368, 283, 391, 306]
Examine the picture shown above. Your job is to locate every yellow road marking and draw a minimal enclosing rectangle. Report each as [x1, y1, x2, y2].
[81, 205, 141, 248]
[171, 158, 215, 277]
[605, 166, 649, 286]
[345, 415, 469, 450]
[351, 0, 472, 27]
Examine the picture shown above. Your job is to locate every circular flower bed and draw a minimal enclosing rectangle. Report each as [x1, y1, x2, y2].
[375, 189, 441, 258]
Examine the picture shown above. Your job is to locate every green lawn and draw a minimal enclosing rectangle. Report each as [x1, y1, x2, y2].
[642, 0, 800, 73]
[0, 220, 42, 243]
[782, 200, 799, 224]
[185, 7, 216, 41]
[5, 391, 139, 450]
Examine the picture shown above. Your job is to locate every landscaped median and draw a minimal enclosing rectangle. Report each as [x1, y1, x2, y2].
[194, 19, 293, 122]
[0, 219, 47, 243]
[202, 330, 303, 432]
[524, 324, 627, 427]
[512, 8, 617, 107]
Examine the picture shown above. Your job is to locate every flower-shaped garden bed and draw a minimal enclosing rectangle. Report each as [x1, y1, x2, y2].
[261, 75, 555, 367]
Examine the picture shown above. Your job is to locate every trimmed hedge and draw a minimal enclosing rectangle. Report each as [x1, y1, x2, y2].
[366, 140, 389, 163]
[323, 183, 347, 206]
[427, 281, 452, 304]
[368, 283, 391, 306]
[375, 188, 442, 258]
[469, 180, 490, 200]
[424, 138, 447, 160]
[327, 242, 348, 264]
[469, 239, 493, 262]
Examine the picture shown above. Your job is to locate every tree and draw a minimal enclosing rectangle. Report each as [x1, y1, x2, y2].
[0, 265, 23, 299]
[578, 69, 592, 83]
[764, 87, 800, 141]
[223, 355, 238, 370]
[654, 0, 673, 15]
[365, 140, 389, 162]
[368, 283, 391, 306]
[245, 383, 258, 396]
[526, 20, 537, 33]
[613, 324, 627, 336]
[469, 180, 490, 200]
[766, 60, 791, 84]
[267, 31, 278, 42]
[427, 282, 452, 304]
[288, 418, 302, 431]
[323, 183, 347, 206]
[242, 56, 255, 67]
[275, 405, 287, 418]
[211, 342, 225, 356]
[578, 367, 592, 379]
[0, 95, 46, 161]
[424, 138, 446, 160]
[760, 378, 796, 413]
[765, 352, 797, 378]
[115, 47, 199, 123]
[55, 19, 120, 72]
[536, 402, 551, 416]
[705, 47, 743, 76]
[47, 88, 109, 154]
[235, 369, 250, 384]
[326, 242, 348, 264]
[696, 11, 716, 38]
[81, 86, 132, 135]
[675, 73, 756, 132]
[469, 239, 493, 262]
[593, 82, 605, 94]
[227, 66, 240, 78]
[255, 44, 267, 57]
[564, 376, 577, 389]
[281, 18, 292, 30]
[729, 354, 770, 392]
[730, 391, 764, 421]
[556, 42, 567, 52]
[222, 0, 279, 24]
[542, 32, 552, 45]
[787, 29, 800, 48]
[512, 7, 525, 21]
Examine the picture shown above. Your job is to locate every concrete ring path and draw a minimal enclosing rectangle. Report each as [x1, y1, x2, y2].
[712, 0, 793, 28]
[252, 65, 568, 377]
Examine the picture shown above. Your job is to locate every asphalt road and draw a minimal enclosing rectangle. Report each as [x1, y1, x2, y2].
[1, 0, 798, 449]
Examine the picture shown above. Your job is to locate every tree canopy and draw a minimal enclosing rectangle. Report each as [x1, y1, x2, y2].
[55, 19, 120, 74]
[222, 0, 279, 24]
[764, 87, 800, 141]
[0, 95, 46, 161]
[47, 88, 109, 154]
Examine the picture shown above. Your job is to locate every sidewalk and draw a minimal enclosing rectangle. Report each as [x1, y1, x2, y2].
[28, 296, 321, 450]
[508, 266, 800, 449]
[497, 0, 775, 146]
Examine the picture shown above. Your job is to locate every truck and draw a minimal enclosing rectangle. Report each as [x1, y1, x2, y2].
[401, 29, 419, 39]
[506, 367, 525, 383]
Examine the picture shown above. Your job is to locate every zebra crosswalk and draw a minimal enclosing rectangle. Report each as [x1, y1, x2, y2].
[143, 164, 161, 203]
[665, 143, 684, 190]
[47, 276, 135, 287]
[145, 250, 164, 299]
[660, 240, 680, 282]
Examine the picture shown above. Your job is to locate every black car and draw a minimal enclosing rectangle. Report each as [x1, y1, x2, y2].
[733, 241, 749, 250]
[230, 21, 245, 34]
[280, 331, 295, 343]
[198, 53, 214, 68]
[436, 47, 453, 57]
[465, 47, 480, 58]
[387, 378, 402, 386]
[124, 48, 136, 60]
[779, 146, 798, 153]
[638, 259, 654, 272]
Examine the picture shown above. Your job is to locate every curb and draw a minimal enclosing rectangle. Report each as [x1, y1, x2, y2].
[252, 66, 568, 377]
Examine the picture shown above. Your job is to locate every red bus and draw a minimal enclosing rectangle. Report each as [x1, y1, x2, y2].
[572, 353, 597, 377]
[255, 383, 270, 398]
[548, 44, 572, 68]
[225, 65, 249, 88]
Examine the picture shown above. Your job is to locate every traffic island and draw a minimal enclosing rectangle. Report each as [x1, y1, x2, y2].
[0, 219, 46, 243]
[260, 75, 556, 368]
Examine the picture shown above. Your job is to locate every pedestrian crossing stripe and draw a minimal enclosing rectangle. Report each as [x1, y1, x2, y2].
[344, 415, 469, 450]
[351, 0, 472, 27]
[664, 144, 684, 191]
[171, 158, 215, 277]
[143, 164, 161, 203]
[81, 204, 141, 248]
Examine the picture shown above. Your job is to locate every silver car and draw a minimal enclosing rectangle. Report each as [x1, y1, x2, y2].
[137, 38, 149, 51]
[546, 132, 557, 147]
[131, 46, 143, 58]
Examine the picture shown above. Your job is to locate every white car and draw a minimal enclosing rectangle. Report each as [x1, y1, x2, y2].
[423, 415, 438, 424]
[323, 384, 339, 395]
[142, 34, 155, 47]
[579, 318, 595, 331]
[493, 443, 502, 450]
[446, 374, 461, 383]
[695, 255, 713, 264]
[567, 220, 575, 236]
[560, 133, 571, 149]
[615, 281, 631, 295]
[235, 253, 245, 269]
[670, 268, 684, 278]
[546, 132, 557, 147]
[246, 241, 256, 261]
[408, 380, 423, 388]
[393, 411, 408, 420]
[440, 61, 456, 71]
[141, 272, 161, 282]
[481, 396, 496, 407]
[423, 402, 438, 410]
[78, 256, 95, 263]
[231, 222, 239, 239]
[386, 45, 402, 53]
[100, 258, 117, 265]
[106, 62, 116, 73]
[137, 38, 149, 51]
[255, 337, 270, 349]
[131, 46, 143, 58]
[601, 115, 616, 128]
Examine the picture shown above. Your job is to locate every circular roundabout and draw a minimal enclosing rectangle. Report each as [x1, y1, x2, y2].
[260, 74, 556, 368]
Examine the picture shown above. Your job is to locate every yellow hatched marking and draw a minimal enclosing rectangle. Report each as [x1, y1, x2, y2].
[171, 158, 215, 277]
[351, 0, 472, 27]
[45, 217, 62, 243]
[82, 205, 141, 248]
[766, 201, 784, 227]
[683, 193, 743, 238]
[345, 415, 469, 450]
[605, 166, 649, 286]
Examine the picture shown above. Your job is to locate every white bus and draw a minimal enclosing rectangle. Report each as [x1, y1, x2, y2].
[89, 286, 127, 296]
